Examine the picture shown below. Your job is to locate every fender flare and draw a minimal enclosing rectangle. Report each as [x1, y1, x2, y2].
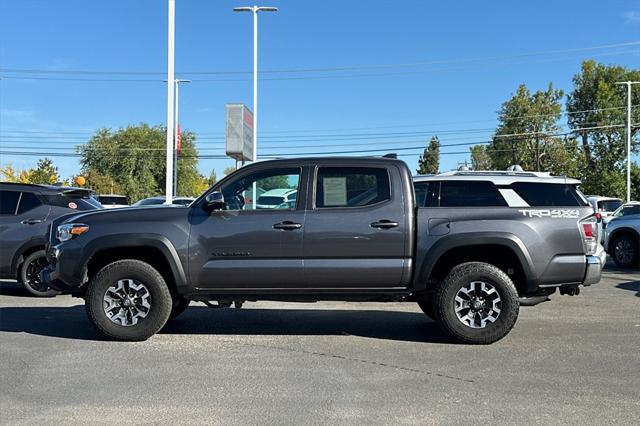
[79, 233, 188, 289]
[11, 237, 47, 276]
[415, 232, 536, 291]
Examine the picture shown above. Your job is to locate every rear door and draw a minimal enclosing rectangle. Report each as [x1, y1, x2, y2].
[0, 190, 49, 276]
[302, 164, 410, 288]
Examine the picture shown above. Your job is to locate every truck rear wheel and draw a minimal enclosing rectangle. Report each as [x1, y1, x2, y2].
[85, 260, 172, 341]
[433, 262, 519, 344]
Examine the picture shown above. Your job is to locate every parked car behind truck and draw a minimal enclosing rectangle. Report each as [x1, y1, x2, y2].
[0, 183, 102, 296]
[42, 157, 604, 343]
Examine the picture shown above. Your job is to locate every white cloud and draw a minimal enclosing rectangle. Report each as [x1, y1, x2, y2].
[624, 10, 640, 24]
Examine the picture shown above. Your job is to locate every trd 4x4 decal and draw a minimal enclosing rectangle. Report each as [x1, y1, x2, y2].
[518, 209, 580, 219]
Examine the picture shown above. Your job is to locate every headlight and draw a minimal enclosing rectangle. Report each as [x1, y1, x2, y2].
[57, 223, 90, 242]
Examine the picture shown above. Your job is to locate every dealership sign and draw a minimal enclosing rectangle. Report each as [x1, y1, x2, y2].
[225, 103, 254, 162]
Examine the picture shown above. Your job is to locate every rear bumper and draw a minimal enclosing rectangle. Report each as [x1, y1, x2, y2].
[582, 247, 606, 287]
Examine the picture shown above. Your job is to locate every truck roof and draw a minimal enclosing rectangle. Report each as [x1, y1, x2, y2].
[413, 170, 581, 185]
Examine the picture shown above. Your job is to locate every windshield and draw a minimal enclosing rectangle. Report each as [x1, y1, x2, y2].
[257, 196, 285, 205]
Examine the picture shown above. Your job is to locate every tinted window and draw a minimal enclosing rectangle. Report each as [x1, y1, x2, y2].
[43, 194, 102, 211]
[99, 196, 129, 205]
[512, 183, 586, 207]
[439, 181, 507, 207]
[315, 167, 390, 208]
[621, 206, 640, 216]
[17, 192, 42, 214]
[414, 182, 439, 207]
[597, 199, 622, 212]
[0, 190, 20, 215]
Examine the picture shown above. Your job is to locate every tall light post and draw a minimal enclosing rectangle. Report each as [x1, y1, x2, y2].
[174, 79, 191, 195]
[165, 0, 176, 204]
[615, 81, 639, 203]
[233, 5, 278, 164]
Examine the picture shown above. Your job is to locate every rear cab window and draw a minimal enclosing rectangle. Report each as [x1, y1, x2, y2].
[315, 167, 391, 208]
[414, 180, 507, 207]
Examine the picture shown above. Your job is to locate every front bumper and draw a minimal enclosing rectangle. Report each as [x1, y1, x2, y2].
[583, 246, 606, 287]
[40, 242, 87, 293]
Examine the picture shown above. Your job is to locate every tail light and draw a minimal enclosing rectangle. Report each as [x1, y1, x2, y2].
[579, 217, 598, 255]
[595, 212, 602, 222]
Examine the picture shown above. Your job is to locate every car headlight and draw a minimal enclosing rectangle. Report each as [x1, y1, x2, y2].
[57, 223, 90, 242]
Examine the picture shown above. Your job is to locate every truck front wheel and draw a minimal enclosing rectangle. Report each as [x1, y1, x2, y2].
[85, 260, 172, 341]
[433, 262, 519, 344]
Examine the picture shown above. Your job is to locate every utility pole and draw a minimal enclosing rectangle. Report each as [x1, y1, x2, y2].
[615, 81, 639, 203]
[165, 0, 176, 204]
[173, 79, 191, 196]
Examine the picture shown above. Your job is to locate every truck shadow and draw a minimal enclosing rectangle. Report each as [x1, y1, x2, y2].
[0, 305, 455, 344]
[615, 281, 640, 297]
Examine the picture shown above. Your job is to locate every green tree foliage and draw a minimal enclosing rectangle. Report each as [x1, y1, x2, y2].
[259, 175, 292, 191]
[223, 166, 237, 176]
[417, 136, 440, 174]
[631, 162, 640, 201]
[28, 158, 60, 184]
[469, 145, 491, 170]
[567, 60, 640, 198]
[78, 124, 205, 202]
[487, 84, 572, 173]
[208, 169, 218, 187]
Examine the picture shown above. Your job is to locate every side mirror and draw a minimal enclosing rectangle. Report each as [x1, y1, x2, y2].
[204, 191, 226, 211]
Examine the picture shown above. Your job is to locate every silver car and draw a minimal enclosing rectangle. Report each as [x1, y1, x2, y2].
[604, 202, 640, 268]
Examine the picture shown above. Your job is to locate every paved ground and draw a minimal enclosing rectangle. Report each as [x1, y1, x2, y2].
[0, 267, 638, 425]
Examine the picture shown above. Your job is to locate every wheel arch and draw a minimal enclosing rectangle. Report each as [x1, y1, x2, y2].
[12, 238, 46, 277]
[415, 232, 536, 295]
[83, 234, 188, 294]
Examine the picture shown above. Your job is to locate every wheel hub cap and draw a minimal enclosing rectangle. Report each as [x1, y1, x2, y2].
[103, 279, 151, 327]
[454, 281, 502, 329]
[615, 240, 633, 263]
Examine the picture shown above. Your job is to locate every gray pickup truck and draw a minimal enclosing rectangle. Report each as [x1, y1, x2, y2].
[43, 157, 605, 343]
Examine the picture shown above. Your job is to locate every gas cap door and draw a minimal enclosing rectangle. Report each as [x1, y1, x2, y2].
[428, 218, 451, 236]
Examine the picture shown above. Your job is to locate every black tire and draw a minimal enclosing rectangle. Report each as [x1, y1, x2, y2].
[20, 250, 59, 297]
[417, 299, 436, 321]
[85, 260, 172, 341]
[433, 262, 519, 344]
[611, 234, 639, 268]
[169, 296, 190, 320]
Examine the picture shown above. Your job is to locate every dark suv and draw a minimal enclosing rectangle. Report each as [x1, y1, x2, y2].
[0, 182, 102, 296]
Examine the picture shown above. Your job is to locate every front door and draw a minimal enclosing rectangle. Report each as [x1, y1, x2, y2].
[188, 166, 307, 290]
[302, 165, 409, 289]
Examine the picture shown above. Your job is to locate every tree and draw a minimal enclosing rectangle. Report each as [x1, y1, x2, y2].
[487, 84, 567, 173]
[28, 158, 59, 184]
[417, 136, 440, 174]
[208, 169, 218, 187]
[0, 164, 31, 183]
[566, 60, 640, 198]
[469, 145, 491, 170]
[632, 162, 640, 201]
[78, 124, 205, 202]
[223, 166, 236, 176]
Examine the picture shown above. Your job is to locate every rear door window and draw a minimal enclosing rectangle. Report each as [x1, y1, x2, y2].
[315, 167, 391, 208]
[439, 181, 507, 207]
[0, 190, 21, 215]
[511, 183, 587, 207]
[17, 192, 43, 214]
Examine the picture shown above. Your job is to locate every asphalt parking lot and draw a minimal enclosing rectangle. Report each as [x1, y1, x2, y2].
[0, 267, 638, 425]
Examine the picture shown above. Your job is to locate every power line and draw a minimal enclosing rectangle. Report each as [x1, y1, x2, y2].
[2, 41, 638, 76]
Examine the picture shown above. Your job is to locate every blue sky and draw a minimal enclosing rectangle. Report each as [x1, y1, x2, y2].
[1, 0, 639, 182]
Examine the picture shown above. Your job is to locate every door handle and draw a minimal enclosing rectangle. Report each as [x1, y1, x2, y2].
[21, 219, 42, 225]
[370, 220, 399, 229]
[273, 221, 302, 230]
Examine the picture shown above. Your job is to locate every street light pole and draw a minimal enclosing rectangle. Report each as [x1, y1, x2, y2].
[233, 5, 278, 163]
[616, 81, 639, 203]
[174, 79, 191, 195]
[165, 0, 176, 204]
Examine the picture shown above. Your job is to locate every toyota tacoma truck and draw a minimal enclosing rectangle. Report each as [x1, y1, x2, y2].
[42, 157, 605, 343]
